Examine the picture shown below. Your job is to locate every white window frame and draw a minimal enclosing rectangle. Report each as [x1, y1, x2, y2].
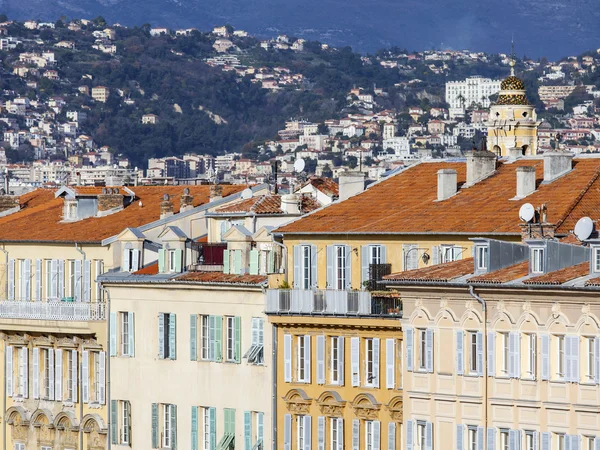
[93, 351, 101, 402]
[121, 400, 131, 445]
[556, 335, 565, 378]
[202, 407, 210, 450]
[69, 260, 76, 297]
[334, 245, 347, 290]
[593, 247, 600, 273]
[525, 431, 535, 450]
[45, 259, 52, 299]
[330, 417, 340, 450]
[556, 433, 565, 450]
[225, 316, 235, 362]
[369, 245, 382, 266]
[43, 348, 51, 399]
[441, 245, 462, 263]
[500, 430, 509, 450]
[525, 333, 536, 379]
[66, 350, 74, 401]
[468, 427, 477, 450]
[532, 247, 544, 274]
[17, 346, 26, 397]
[418, 329, 427, 371]
[297, 336, 309, 382]
[365, 338, 375, 386]
[476, 246, 488, 270]
[330, 336, 342, 385]
[300, 245, 311, 290]
[416, 422, 427, 450]
[469, 332, 478, 374]
[168, 249, 176, 273]
[297, 415, 306, 450]
[121, 312, 130, 356]
[201, 315, 210, 361]
[585, 336, 595, 381]
[500, 332, 509, 374]
[366, 420, 375, 450]
[125, 249, 135, 272]
[163, 403, 172, 449]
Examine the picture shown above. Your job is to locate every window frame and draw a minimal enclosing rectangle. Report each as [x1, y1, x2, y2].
[163, 403, 172, 449]
[168, 249, 176, 273]
[297, 415, 305, 450]
[500, 332, 509, 374]
[469, 331, 478, 375]
[418, 329, 427, 371]
[330, 336, 342, 385]
[201, 315, 210, 361]
[121, 312, 130, 356]
[202, 407, 210, 450]
[593, 247, 600, 273]
[121, 400, 131, 445]
[366, 420, 375, 450]
[585, 336, 595, 381]
[556, 335, 565, 379]
[416, 422, 427, 450]
[334, 245, 347, 290]
[467, 426, 478, 450]
[500, 429, 510, 450]
[524, 333, 536, 379]
[296, 336, 309, 382]
[300, 245, 311, 290]
[364, 338, 375, 387]
[225, 316, 236, 362]
[476, 246, 488, 270]
[525, 431, 535, 450]
[531, 247, 544, 274]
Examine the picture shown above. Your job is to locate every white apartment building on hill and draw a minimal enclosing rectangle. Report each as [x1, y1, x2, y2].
[446, 76, 502, 109]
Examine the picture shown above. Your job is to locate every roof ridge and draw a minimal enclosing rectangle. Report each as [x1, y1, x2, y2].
[252, 194, 271, 212]
[555, 165, 600, 230]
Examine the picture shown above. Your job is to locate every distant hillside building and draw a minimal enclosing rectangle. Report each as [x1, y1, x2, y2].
[445, 75, 502, 109]
[91, 86, 110, 103]
[141, 114, 159, 125]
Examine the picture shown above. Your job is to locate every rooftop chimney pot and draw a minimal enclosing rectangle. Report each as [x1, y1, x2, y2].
[516, 166, 536, 198]
[543, 151, 573, 183]
[465, 150, 497, 187]
[437, 169, 458, 201]
[338, 171, 366, 201]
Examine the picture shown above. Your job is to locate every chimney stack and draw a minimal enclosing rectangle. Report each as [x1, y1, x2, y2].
[97, 187, 125, 212]
[516, 166, 536, 198]
[160, 193, 174, 219]
[281, 193, 301, 214]
[437, 169, 457, 201]
[210, 184, 223, 202]
[465, 150, 497, 187]
[180, 187, 194, 212]
[508, 146, 523, 160]
[338, 171, 366, 201]
[543, 151, 573, 183]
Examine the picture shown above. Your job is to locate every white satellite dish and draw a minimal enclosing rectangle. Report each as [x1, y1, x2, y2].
[294, 158, 306, 173]
[519, 203, 535, 222]
[240, 188, 253, 200]
[574, 216, 594, 241]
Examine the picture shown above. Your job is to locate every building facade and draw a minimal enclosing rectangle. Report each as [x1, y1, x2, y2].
[445, 76, 501, 109]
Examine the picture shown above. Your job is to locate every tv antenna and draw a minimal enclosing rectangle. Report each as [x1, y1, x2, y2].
[574, 217, 594, 241]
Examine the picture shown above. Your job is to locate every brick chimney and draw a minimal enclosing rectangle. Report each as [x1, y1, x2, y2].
[210, 185, 223, 202]
[97, 187, 124, 212]
[160, 194, 174, 219]
[180, 187, 194, 212]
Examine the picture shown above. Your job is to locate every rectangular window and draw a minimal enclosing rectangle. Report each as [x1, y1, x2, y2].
[297, 336, 309, 382]
[120, 400, 131, 445]
[163, 404, 173, 448]
[245, 317, 264, 365]
[525, 334, 536, 378]
[334, 246, 347, 290]
[201, 315, 210, 360]
[330, 417, 341, 450]
[121, 312, 130, 356]
[500, 332, 509, 374]
[365, 338, 375, 386]
[417, 422, 426, 450]
[525, 431, 535, 450]
[159, 313, 174, 359]
[69, 260, 76, 297]
[476, 246, 488, 270]
[585, 337, 595, 380]
[43, 348, 51, 399]
[93, 351, 101, 402]
[469, 332, 478, 374]
[468, 427, 477, 450]
[202, 407, 211, 450]
[557, 434, 565, 450]
[370, 245, 382, 265]
[556, 335, 565, 378]
[45, 260, 52, 299]
[418, 329, 427, 370]
[594, 248, 600, 272]
[500, 430, 509, 450]
[298, 415, 305, 450]
[301, 245, 311, 289]
[585, 436, 595, 450]
[330, 336, 342, 384]
[66, 350, 74, 401]
[441, 245, 462, 263]
[532, 248, 544, 273]
[17, 347, 26, 397]
[225, 316, 235, 362]
[366, 420, 375, 450]
[168, 250, 176, 272]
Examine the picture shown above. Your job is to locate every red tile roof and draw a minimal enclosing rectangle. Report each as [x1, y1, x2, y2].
[277, 158, 600, 234]
[297, 177, 339, 197]
[469, 261, 529, 284]
[383, 258, 474, 282]
[215, 194, 320, 215]
[522, 262, 589, 285]
[133, 262, 159, 275]
[0, 185, 244, 243]
[175, 271, 267, 285]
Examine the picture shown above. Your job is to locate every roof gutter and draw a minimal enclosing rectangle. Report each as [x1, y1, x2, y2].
[276, 231, 524, 236]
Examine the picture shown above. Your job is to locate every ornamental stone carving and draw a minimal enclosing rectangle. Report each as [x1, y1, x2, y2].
[522, 302, 531, 312]
[316, 391, 346, 417]
[385, 396, 403, 422]
[283, 389, 312, 415]
[350, 393, 381, 420]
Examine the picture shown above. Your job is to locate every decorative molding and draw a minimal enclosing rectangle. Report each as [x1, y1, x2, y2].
[552, 303, 561, 315]
[465, 300, 474, 311]
[385, 396, 403, 423]
[283, 389, 312, 415]
[415, 299, 423, 308]
[582, 304, 591, 315]
[439, 299, 449, 309]
[522, 302, 532, 313]
[350, 393, 381, 420]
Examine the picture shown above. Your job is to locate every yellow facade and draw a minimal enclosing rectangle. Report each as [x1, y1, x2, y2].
[270, 315, 403, 449]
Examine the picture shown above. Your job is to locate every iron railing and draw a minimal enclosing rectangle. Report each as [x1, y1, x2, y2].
[0, 300, 106, 321]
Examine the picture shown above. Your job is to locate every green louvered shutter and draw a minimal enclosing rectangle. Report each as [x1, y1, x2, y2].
[223, 250, 230, 274]
[171, 404, 177, 450]
[169, 313, 177, 360]
[234, 316, 242, 363]
[244, 411, 252, 450]
[174, 249, 183, 272]
[151, 403, 159, 448]
[249, 249, 259, 275]
[158, 249, 166, 273]
[190, 314, 197, 361]
[209, 407, 217, 450]
[233, 250, 242, 274]
[191, 406, 198, 450]
[111, 400, 118, 444]
[215, 316, 223, 362]
[257, 412, 264, 444]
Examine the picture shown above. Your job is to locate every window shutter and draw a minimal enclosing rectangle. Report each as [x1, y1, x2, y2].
[594, 438, 600, 450]
[190, 315, 198, 361]
[362, 245, 370, 285]
[192, 406, 199, 450]
[533, 432, 539, 450]
[158, 249, 166, 273]
[283, 414, 292, 450]
[233, 250, 242, 275]
[214, 316, 222, 362]
[406, 420, 414, 450]
[234, 316, 242, 363]
[284, 334, 292, 382]
[244, 411, 252, 450]
[316, 335, 325, 384]
[326, 245, 334, 288]
[54, 348, 62, 401]
[82, 350, 89, 403]
[304, 335, 311, 383]
[7, 259, 14, 300]
[388, 422, 396, 450]
[386, 338, 395, 389]
[432, 246, 440, 265]
[223, 250, 230, 274]
[132, 249, 140, 272]
[258, 412, 264, 444]
[487, 332, 495, 376]
[21, 347, 28, 398]
[594, 337, 600, 384]
[174, 249, 183, 273]
[151, 403, 159, 448]
[209, 407, 217, 450]
[426, 329, 434, 373]
[351, 336, 360, 386]
[110, 312, 117, 357]
[293, 245, 301, 288]
[487, 428, 496, 450]
[171, 404, 178, 450]
[338, 337, 345, 386]
[541, 334, 550, 381]
[111, 400, 118, 444]
[425, 422, 432, 450]
[456, 424, 464, 450]
[5, 345, 12, 397]
[476, 331, 484, 376]
[565, 435, 572, 450]
[71, 350, 77, 402]
[456, 330, 464, 375]
[48, 348, 54, 401]
[514, 333, 521, 378]
[541, 433, 550, 450]
[374, 420, 381, 450]
[344, 245, 352, 289]
[509, 430, 516, 450]
[571, 336, 580, 383]
[352, 419, 360, 450]
[508, 332, 516, 378]
[35, 259, 42, 300]
[98, 351, 106, 404]
[33, 347, 39, 399]
[373, 337, 380, 387]
[317, 416, 325, 450]
[158, 313, 165, 359]
[380, 245, 387, 264]
[123, 248, 131, 272]
[169, 313, 177, 360]
[249, 249, 259, 275]
[477, 427, 484, 450]
[83, 260, 92, 301]
[572, 436, 580, 450]
[50, 259, 58, 299]
[24, 259, 31, 301]
[57, 259, 64, 299]
[128, 312, 135, 357]
[74, 259, 82, 301]
[310, 245, 318, 288]
[406, 327, 414, 372]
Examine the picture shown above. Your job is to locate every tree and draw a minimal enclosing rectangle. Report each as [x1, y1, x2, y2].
[93, 16, 107, 27]
[317, 123, 329, 135]
[347, 155, 357, 169]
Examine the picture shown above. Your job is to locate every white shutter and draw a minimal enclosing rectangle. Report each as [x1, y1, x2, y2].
[54, 348, 62, 401]
[426, 329, 433, 373]
[477, 427, 484, 450]
[33, 347, 39, 399]
[541, 335, 550, 380]
[425, 422, 433, 450]
[74, 259, 82, 301]
[123, 248, 130, 272]
[6, 345, 12, 397]
[571, 336, 580, 383]
[594, 337, 600, 384]
[352, 419, 360, 450]
[316, 335, 325, 385]
[35, 259, 42, 300]
[457, 424, 464, 450]
[541, 433, 550, 450]
[283, 414, 292, 450]
[594, 438, 600, 450]
[7, 259, 14, 300]
[373, 338, 380, 387]
[406, 420, 414, 450]
[487, 332, 495, 376]
[48, 349, 54, 401]
[565, 435, 571, 450]
[310, 245, 318, 288]
[344, 245, 352, 290]
[456, 330, 464, 375]
[98, 351, 106, 404]
[128, 311, 135, 357]
[533, 432, 539, 450]
[362, 245, 370, 285]
[22, 347, 28, 398]
[24, 259, 31, 301]
[508, 333, 517, 378]
[71, 350, 77, 402]
[158, 313, 165, 359]
[83, 260, 91, 302]
[304, 335, 311, 383]
[338, 337, 345, 386]
[388, 422, 396, 450]
[283, 334, 292, 382]
[374, 420, 381, 450]
[476, 331, 484, 376]
[58, 259, 65, 299]
[303, 415, 312, 450]
[487, 428, 496, 450]
[406, 327, 414, 372]
[337, 418, 344, 450]
[132, 249, 140, 271]
[326, 245, 335, 288]
[351, 337, 360, 386]
[82, 350, 89, 403]
[317, 416, 325, 450]
[432, 246, 440, 265]
[386, 338, 395, 389]
[50, 259, 58, 299]
[293, 245, 302, 288]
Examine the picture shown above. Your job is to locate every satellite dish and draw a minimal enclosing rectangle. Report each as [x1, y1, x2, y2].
[241, 188, 253, 200]
[294, 158, 306, 173]
[519, 203, 535, 223]
[574, 216, 594, 241]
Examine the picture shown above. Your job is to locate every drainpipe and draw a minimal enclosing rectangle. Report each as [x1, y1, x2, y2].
[469, 286, 488, 446]
[101, 286, 111, 450]
[75, 243, 86, 261]
[2, 340, 6, 450]
[271, 239, 287, 284]
[271, 324, 277, 450]
[79, 340, 84, 450]
[0, 247, 7, 299]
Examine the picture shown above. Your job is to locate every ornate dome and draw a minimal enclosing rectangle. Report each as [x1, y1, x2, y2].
[496, 93, 530, 106]
[501, 75, 525, 91]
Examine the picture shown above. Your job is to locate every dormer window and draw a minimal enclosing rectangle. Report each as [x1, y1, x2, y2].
[476, 246, 488, 271]
[64, 199, 77, 220]
[531, 247, 544, 274]
[122, 245, 140, 273]
[168, 249, 176, 272]
[593, 247, 600, 273]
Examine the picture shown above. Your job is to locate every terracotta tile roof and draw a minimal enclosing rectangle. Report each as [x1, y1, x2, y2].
[297, 177, 339, 197]
[175, 271, 267, 285]
[384, 257, 474, 282]
[522, 262, 589, 285]
[215, 194, 320, 215]
[277, 158, 600, 234]
[585, 276, 600, 286]
[559, 234, 583, 245]
[0, 185, 244, 243]
[133, 262, 159, 275]
[469, 261, 529, 284]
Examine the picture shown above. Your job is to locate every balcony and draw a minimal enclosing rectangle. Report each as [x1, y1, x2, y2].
[0, 300, 106, 321]
[265, 289, 402, 317]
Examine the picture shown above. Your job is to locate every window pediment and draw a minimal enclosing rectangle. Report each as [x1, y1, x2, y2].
[282, 388, 312, 414]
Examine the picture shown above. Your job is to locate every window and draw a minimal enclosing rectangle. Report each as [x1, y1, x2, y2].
[418, 329, 427, 370]
[468, 427, 477, 450]
[226, 316, 236, 362]
[330, 417, 342, 450]
[297, 335, 310, 382]
[42, 348, 51, 399]
[121, 312, 131, 356]
[298, 415, 306, 450]
[500, 430, 509, 450]
[168, 249, 176, 272]
[525, 431, 535, 450]
[593, 248, 600, 272]
[93, 351, 102, 402]
[366, 420, 376, 450]
[476, 246, 488, 270]
[202, 408, 211, 450]
[245, 317, 264, 365]
[585, 436, 595, 450]
[198, 315, 223, 362]
[556, 335, 565, 378]
[525, 334, 536, 379]
[585, 337, 596, 380]
[334, 245, 347, 290]
[123, 248, 139, 273]
[17, 347, 27, 397]
[69, 260, 76, 297]
[365, 338, 376, 386]
[469, 332, 478, 374]
[500, 332, 509, 374]
[201, 315, 210, 360]
[556, 434, 565, 450]
[300, 245, 312, 289]
[369, 245, 382, 265]
[163, 404, 174, 448]
[158, 313, 176, 360]
[417, 422, 427, 450]
[45, 259, 52, 299]
[121, 401, 131, 444]
[532, 248, 544, 273]
[66, 350, 75, 401]
[441, 245, 462, 263]
[330, 336, 343, 384]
